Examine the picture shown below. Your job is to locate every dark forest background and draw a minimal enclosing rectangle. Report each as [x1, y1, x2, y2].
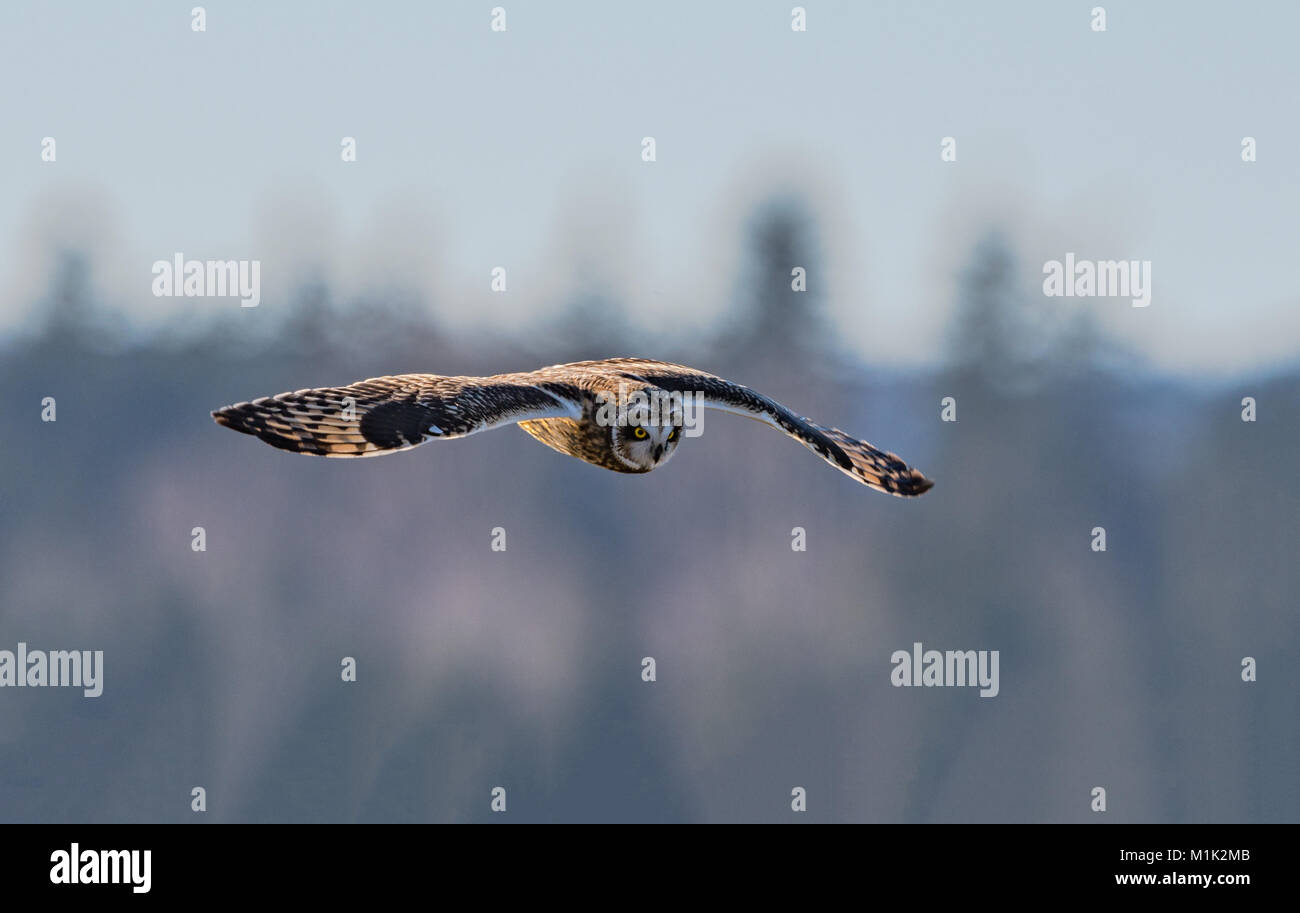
[1, 200, 1295, 822]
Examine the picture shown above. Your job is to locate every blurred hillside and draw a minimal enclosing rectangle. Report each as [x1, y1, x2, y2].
[1, 205, 1296, 823]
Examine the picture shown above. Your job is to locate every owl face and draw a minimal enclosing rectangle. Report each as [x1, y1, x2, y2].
[613, 420, 682, 471]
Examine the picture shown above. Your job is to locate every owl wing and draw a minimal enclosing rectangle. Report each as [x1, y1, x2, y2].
[611, 359, 934, 497]
[212, 374, 583, 458]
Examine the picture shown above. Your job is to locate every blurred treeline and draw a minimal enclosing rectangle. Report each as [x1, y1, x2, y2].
[0, 201, 1295, 823]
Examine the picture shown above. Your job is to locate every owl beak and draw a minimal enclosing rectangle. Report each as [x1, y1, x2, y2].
[653, 445, 664, 461]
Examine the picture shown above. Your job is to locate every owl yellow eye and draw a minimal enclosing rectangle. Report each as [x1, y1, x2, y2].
[632, 426, 648, 439]
[668, 429, 679, 442]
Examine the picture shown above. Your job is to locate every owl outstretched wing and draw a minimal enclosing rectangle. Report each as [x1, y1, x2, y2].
[606, 358, 934, 497]
[212, 374, 583, 458]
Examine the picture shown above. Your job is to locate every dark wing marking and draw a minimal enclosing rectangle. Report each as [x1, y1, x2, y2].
[614, 359, 934, 497]
[213, 374, 582, 458]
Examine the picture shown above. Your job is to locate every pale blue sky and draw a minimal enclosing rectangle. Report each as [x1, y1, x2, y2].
[2, 0, 1297, 375]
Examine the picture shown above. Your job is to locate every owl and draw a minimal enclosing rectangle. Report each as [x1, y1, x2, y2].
[211, 357, 933, 496]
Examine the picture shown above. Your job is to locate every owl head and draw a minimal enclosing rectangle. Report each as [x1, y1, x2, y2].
[612, 416, 683, 471]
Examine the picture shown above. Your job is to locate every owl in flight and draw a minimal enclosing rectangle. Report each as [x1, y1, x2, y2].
[212, 357, 933, 496]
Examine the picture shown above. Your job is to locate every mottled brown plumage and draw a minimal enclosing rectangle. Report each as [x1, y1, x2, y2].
[212, 357, 934, 496]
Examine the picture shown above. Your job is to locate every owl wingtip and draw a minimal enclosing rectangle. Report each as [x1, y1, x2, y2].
[901, 472, 935, 496]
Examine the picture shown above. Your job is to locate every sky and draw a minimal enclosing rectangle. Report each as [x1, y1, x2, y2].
[2, 0, 1298, 376]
